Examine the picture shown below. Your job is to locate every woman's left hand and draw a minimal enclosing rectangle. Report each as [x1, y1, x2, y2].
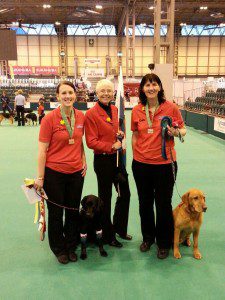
[167, 125, 179, 137]
[81, 161, 87, 177]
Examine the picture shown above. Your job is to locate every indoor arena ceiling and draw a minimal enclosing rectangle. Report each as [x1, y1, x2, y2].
[0, 0, 224, 28]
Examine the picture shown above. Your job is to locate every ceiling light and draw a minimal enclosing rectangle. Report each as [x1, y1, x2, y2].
[86, 9, 100, 14]
[55, 21, 61, 25]
[43, 4, 51, 9]
[149, 6, 154, 10]
[200, 6, 208, 10]
[12, 22, 19, 26]
[180, 23, 186, 26]
[219, 23, 225, 27]
[95, 5, 103, 9]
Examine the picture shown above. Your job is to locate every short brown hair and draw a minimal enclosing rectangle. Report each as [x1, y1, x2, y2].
[56, 81, 76, 94]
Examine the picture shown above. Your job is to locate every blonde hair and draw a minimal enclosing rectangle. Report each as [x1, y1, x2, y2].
[96, 79, 114, 93]
[17, 89, 23, 94]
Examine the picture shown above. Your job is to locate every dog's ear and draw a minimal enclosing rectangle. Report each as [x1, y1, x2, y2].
[182, 191, 190, 204]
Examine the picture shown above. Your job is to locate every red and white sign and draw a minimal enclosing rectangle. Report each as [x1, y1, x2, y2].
[13, 66, 33, 75]
[35, 66, 58, 75]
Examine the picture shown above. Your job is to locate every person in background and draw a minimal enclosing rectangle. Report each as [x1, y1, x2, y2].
[14, 89, 26, 126]
[1, 90, 11, 114]
[131, 73, 186, 259]
[85, 79, 132, 248]
[34, 81, 87, 264]
[38, 98, 45, 125]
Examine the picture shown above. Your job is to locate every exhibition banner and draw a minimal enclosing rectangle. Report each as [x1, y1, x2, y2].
[13, 66, 33, 75]
[214, 117, 225, 134]
[35, 67, 58, 75]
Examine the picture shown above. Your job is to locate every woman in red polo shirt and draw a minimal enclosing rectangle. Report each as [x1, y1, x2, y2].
[34, 81, 86, 264]
[131, 73, 186, 259]
[85, 79, 131, 248]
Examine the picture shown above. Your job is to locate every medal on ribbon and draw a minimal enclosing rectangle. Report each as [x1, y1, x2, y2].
[145, 102, 159, 134]
[60, 106, 76, 144]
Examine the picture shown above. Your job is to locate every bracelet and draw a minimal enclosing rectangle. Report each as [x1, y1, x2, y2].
[37, 177, 44, 180]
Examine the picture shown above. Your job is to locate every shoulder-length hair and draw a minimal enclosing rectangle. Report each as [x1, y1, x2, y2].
[139, 73, 166, 105]
[56, 81, 76, 94]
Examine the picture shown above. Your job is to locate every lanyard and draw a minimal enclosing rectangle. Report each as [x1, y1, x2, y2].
[145, 101, 159, 128]
[60, 106, 75, 139]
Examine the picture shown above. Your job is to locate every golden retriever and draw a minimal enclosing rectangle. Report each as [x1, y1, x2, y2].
[173, 189, 207, 259]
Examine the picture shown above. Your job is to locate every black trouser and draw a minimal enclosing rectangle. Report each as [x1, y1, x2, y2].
[16, 105, 25, 126]
[94, 153, 131, 243]
[132, 159, 177, 249]
[43, 167, 84, 256]
[3, 104, 12, 114]
[39, 113, 45, 124]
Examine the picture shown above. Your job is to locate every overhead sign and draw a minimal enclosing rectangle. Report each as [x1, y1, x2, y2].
[12, 66, 58, 75]
[13, 66, 33, 75]
[35, 66, 58, 75]
[84, 58, 101, 64]
[81, 68, 104, 78]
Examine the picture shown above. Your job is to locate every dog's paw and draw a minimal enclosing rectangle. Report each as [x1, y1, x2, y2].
[100, 250, 108, 257]
[193, 251, 202, 259]
[80, 253, 87, 260]
[174, 251, 182, 259]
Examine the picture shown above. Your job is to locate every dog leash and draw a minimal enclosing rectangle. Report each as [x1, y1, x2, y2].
[160, 116, 183, 200]
[35, 189, 79, 211]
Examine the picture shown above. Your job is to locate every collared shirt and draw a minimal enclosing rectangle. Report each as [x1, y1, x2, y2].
[39, 107, 84, 174]
[97, 100, 112, 119]
[15, 94, 26, 106]
[131, 100, 184, 164]
[85, 102, 118, 154]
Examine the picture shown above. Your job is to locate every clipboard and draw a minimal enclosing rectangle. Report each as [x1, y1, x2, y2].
[21, 185, 48, 204]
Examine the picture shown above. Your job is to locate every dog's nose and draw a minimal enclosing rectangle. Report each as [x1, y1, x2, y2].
[203, 207, 207, 212]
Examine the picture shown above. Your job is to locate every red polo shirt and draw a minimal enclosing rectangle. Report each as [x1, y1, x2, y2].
[131, 101, 184, 164]
[85, 102, 119, 154]
[39, 107, 84, 174]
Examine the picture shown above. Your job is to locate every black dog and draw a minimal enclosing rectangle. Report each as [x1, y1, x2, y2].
[80, 195, 108, 260]
[25, 113, 37, 125]
[24, 108, 33, 114]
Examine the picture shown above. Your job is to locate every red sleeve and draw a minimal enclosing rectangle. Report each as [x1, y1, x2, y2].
[39, 114, 53, 143]
[84, 113, 112, 153]
[172, 105, 184, 128]
[131, 108, 138, 131]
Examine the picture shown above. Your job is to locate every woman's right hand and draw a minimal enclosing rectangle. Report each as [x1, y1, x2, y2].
[112, 141, 122, 150]
[34, 178, 44, 191]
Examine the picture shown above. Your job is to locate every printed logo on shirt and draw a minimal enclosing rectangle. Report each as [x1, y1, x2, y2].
[76, 124, 83, 129]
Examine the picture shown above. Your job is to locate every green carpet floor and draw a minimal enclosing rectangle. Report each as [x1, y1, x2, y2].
[0, 111, 225, 300]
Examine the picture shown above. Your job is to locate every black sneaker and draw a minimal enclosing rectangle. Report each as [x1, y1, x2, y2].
[157, 248, 169, 259]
